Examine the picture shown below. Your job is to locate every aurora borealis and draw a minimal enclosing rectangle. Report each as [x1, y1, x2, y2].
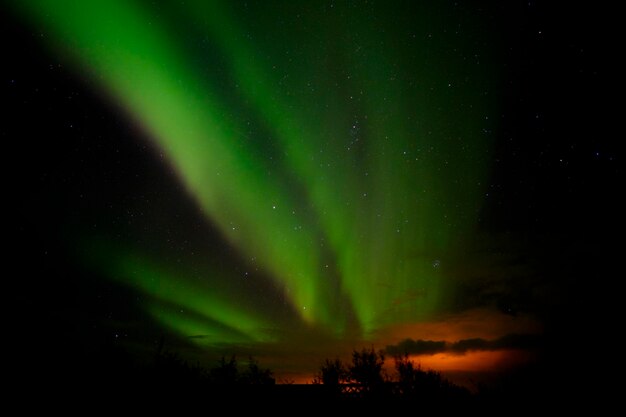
[5, 0, 618, 390]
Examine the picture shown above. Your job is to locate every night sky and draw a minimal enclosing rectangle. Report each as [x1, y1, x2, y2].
[4, 1, 619, 391]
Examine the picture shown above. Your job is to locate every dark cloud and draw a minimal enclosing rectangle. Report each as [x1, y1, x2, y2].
[450, 338, 490, 352]
[386, 333, 540, 356]
[450, 333, 541, 353]
[385, 339, 446, 356]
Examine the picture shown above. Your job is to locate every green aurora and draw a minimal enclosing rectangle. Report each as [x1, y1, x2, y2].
[9, 1, 498, 353]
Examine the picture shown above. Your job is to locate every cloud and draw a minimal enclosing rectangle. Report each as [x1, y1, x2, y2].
[385, 333, 540, 356]
[385, 339, 446, 356]
[450, 333, 541, 353]
[450, 338, 490, 352]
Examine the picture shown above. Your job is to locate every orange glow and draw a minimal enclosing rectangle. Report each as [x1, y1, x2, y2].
[277, 372, 315, 384]
[374, 308, 542, 346]
[251, 309, 542, 384]
[411, 349, 533, 372]
[279, 349, 534, 384]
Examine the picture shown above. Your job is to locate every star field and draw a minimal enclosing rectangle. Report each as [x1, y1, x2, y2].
[4, 0, 619, 385]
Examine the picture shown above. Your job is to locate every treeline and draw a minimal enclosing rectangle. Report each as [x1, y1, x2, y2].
[21, 337, 556, 410]
[153, 350, 275, 386]
[313, 347, 470, 404]
[43, 340, 483, 408]
[147, 346, 471, 406]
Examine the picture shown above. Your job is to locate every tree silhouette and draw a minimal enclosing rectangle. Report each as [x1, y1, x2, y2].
[395, 353, 420, 396]
[239, 356, 275, 385]
[348, 348, 387, 397]
[313, 358, 348, 395]
[209, 355, 238, 385]
[313, 347, 474, 404]
[393, 353, 470, 404]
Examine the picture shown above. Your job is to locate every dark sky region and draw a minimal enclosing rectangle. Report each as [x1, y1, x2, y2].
[3, 0, 618, 393]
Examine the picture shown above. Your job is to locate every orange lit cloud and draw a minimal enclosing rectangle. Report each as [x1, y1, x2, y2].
[412, 349, 534, 373]
[210, 308, 543, 384]
[374, 308, 542, 346]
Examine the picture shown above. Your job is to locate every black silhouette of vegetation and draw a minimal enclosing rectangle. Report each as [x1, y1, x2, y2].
[313, 358, 348, 396]
[312, 348, 470, 406]
[348, 348, 388, 396]
[152, 348, 275, 389]
[30, 338, 554, 410]
[209, 355, 239, 385]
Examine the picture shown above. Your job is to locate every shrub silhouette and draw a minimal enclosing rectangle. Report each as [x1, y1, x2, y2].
[313, 358, 348, 395]
[239, 356, 275, 385]
[314, 348, 471, 403]
[205, 355, 275, 386]
[65, 339, 474, 405]
[348, 347, 387, 396]
[209, 355, 238, 385]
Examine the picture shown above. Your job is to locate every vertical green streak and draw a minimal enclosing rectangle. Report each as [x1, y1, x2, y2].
[8, 0, 497, 340]
[174, 1, 494, 332]
[11, 0, 329, 327]
[177, 1, 372, 330]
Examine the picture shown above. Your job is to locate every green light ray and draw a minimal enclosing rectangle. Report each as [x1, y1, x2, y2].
[88, 245, 275, 344]
[8, 0, 497, 341]
[10, 0, 337, 328]
[167, 1, 495, 331]
[147, 303, 258, 346]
